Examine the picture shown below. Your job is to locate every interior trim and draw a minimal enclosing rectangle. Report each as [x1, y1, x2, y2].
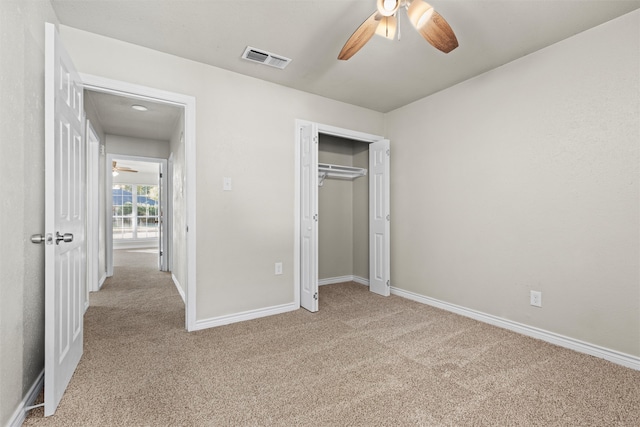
[8, 369, 44, 427]
[80, 73, 197, 332]
[391, 287, 640, 371]
[194, 302, 298, 331]
[172, 273, 186, 303]
[318, 275, 369, 286]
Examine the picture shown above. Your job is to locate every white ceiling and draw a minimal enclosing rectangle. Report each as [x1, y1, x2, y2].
[113, 159, 160, 175]
[56, 0, 640, 135]
[85, 90, 182, 141]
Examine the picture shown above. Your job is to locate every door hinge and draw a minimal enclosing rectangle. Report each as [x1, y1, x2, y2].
[160, 250, 163, 256]
[386, 280, 390, 287]
[313, 292, 318, 301]
[313, 136, 318, 144]
[313, 214, 318, 222]
[159, 172, 163, 178]
[386, 149, 390, 156]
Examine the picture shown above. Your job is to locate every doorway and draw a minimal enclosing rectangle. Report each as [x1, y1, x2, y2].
[107, 155, 168, 272]
[295, 120, 391, 312]
[81, 74, 197, 331]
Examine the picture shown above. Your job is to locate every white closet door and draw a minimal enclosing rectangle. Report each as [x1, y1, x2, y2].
[299, 122, 319, 311]
[369, 139, 391, 296]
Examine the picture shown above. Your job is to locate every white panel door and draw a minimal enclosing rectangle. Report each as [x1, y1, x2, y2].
[158, 163, 166, 271]
[44, 23, 85, 417]
[369, 139, 390, 296]
[299, 122, 318, 312]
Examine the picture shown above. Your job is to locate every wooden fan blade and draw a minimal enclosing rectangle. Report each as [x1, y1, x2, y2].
[113, 161, 138, 173]
[338, 11, 380, 60]
[418, 10, 458, 54]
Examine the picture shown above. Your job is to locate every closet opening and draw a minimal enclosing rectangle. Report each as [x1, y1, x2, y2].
[318, 135, 370, 288]
[296, 121, 390, 313]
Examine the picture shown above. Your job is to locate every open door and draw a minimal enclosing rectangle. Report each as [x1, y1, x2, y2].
[369, 139, 391, 296]
[44, 22, 86, 416]
[299, 121, 319, 312]
[158, 162, 168, 271]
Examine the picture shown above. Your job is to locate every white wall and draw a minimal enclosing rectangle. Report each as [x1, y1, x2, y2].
[112, 170, 159, 185]
[0, 2, 59, 426]
[106, 134, 169, 159]
[84, 91, 108, 286]
[385, 10, 640, 357]
[169, 114, 187, 296]
[318, 136, 369, 281]
[318, 136, 355, 279]
[59, 26, 384, 321]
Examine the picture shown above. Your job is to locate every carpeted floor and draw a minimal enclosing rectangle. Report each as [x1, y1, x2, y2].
[24, 250, 640, 426]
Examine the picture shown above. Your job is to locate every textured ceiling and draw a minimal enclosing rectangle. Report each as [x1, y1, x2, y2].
[56, 0, 640, 139]
[85, 90, 182, 141]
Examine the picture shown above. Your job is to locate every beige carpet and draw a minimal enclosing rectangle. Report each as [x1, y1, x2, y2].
[24, 250, 640, 426]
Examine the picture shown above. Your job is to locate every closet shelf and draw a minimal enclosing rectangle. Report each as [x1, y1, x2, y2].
[318, 163, 367, 187]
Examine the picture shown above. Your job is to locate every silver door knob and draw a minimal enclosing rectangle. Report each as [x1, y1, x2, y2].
[55, 232, 73, 245]
[31, 234, 54, 245]
[31, 234, 46, 244]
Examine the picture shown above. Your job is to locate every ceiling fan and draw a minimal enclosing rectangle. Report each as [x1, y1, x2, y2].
[112, 161, 138, 176]
[338, 0, 458, 60]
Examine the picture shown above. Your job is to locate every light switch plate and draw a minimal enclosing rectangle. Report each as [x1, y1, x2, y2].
[223, 177, 232, 191]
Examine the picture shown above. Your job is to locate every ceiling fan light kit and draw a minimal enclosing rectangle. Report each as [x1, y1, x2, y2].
[407, 0, 434, 29]
[338, 0, 458, 60]
[377, 0, 400, 16]
[375, 15, 398, 40]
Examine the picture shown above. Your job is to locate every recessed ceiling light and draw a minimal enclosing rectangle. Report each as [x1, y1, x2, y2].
[131, 105, 148, 111]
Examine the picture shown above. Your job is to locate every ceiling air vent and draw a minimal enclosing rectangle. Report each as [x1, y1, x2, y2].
[241, 46, 292, 70]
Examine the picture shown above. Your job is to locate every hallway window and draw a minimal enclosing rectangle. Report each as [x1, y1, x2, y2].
[113, 184, 159, 240]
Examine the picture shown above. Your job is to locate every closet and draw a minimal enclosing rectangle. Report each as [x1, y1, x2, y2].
[318, 134, 370, 286]
[297, 120, 390, 313]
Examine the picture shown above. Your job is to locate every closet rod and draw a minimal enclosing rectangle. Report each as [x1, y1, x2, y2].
[318, 163, 367, 186]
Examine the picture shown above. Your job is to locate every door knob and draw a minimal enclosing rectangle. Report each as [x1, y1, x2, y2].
[31, 234, 52, 244]
[55, 232, 73, 245]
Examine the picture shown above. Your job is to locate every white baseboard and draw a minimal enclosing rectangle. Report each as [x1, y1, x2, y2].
[194, 302, 298, 331]
[171, 274, 186, 303]
[98, 273, 107, 290]
[319, 275, 369, 286]
[391, 287, 640, 371]
[352, 276, 369, 286]
[8, 369, 44, 427]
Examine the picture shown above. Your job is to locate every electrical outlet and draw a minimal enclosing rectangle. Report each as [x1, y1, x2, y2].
[530, 290, 542, 307]
[275, 262, 283, 275]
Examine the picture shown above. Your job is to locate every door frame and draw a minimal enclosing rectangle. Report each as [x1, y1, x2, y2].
[167, 152, 175, 272]
[107, 154, 168, 270]
[86, 120, 101, 296]
[294, 120, 389, 309]
[81, 74, 197, 331]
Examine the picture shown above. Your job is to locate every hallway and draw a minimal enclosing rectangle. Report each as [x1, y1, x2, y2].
[24, 249, 184, 425]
